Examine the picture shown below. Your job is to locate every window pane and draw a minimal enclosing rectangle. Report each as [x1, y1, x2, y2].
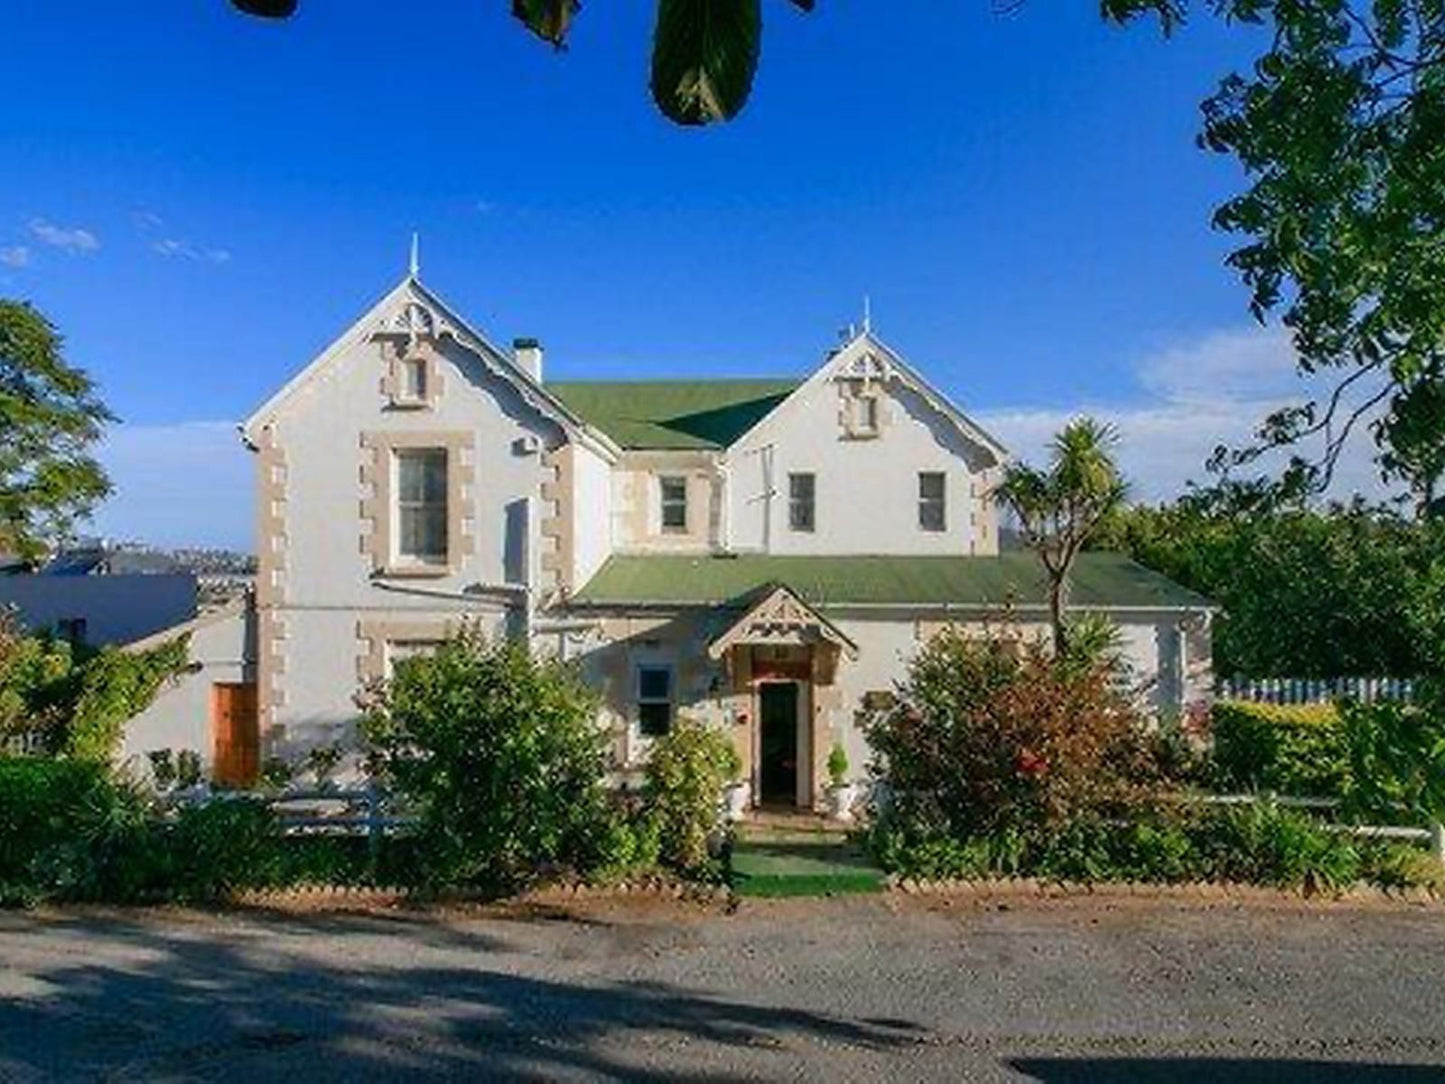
[919, 472, 946, 532]
[638, 701, 672, 737]
[400, 357, 427, 400]
[397, 449, 448, 560]
[859, 397, 879, 430]
[639, 666, 671, 701]
[789, 472, 815, 532]
[660, 476, 687, 530]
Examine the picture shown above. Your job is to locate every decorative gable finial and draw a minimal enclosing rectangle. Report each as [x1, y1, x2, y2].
[408, 232, 420, 279]
[863, 294, 872, 334]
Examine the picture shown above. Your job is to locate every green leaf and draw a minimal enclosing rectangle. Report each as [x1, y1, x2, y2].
[512, 0, 580, 47]
[651, 0, 762, 126]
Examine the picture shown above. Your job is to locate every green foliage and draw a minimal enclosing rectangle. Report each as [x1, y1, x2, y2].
[993, 418, 1128, 654]
[1210, 700, 1349, 798]
[175, 749, 202, 789]
[641, 716, 737, 873]
[0, 300, 114, 560]
[1095, 500, 1441, 677]
[0, 758, 151, 905]
[871, 802, 1397, 893]
[0, 610, 188, 761]
[867, 627, 1159, 840]
[826, 742, 849, 788]
[62, 637, 190, 762]
[1338, 698, 1445, 824]
[147, 749, 176, 790]
[1104, 1, 1445, 504]
[361, 630, 612, 891]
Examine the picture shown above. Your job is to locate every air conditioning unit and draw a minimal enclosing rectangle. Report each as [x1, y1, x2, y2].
[513, 435, 540, 456]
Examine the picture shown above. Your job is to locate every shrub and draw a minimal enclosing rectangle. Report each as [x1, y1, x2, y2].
[1186, 802, 1361, 892]
[642, 717, 738, 874]
[866, 627, 1158, 840]
[0, 757, 152, 905]
[1337, 698, 1445, 824]
[361, 630, 612, 891]
[1209, 701, 1347, 797]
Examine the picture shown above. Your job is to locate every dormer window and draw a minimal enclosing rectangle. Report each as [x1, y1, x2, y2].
[399, 356, 427, 402]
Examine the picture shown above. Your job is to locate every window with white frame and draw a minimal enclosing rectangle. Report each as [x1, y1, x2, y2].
[398, 355, 428, 403]
[918, 471, 946, 532]
[659, 476, 688, 533]
[395, 448, 448, 563]
[788, 472, 815, 532]
[636, 664, 674, 737]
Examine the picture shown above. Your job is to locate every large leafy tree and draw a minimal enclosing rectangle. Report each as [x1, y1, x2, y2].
[993, 418, 1129, 656]
[0, 301, 113, 562]
[1106, 0, 1445, 516]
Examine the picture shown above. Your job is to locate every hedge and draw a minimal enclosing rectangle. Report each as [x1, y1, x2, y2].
[1210, 700, 1347, 798]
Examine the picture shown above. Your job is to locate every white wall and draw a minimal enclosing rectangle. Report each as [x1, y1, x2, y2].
[728, 360, 1001, 557]
[0, 574, 197, 646]
[120, 606, 253, 774]
[572, 441, 614, 586]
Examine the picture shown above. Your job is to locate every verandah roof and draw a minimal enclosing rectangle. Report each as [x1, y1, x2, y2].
[571, 552, 1215, 611]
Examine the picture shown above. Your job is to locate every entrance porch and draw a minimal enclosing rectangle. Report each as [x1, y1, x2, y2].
[707, 585, 857, 813]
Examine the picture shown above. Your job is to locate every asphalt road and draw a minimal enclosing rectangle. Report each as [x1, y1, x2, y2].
[2, 890, 1445, 1081]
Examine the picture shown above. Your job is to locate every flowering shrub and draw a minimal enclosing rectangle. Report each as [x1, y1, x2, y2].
[642, 716, 739, 874]
[866, 627, 1158, 840]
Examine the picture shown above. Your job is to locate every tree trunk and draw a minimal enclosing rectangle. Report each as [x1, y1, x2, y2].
[1049, 574, 1068, 658]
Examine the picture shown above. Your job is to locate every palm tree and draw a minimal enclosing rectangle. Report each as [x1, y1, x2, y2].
[993, 418, 1128, 657]
[232, 0, 816, 126]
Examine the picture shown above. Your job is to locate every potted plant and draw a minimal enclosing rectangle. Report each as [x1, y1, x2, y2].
[720, 742, 751, 822]
[825, 742, 857, 822]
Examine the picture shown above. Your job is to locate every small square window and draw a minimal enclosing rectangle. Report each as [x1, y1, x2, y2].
[659, 476, 688, 532]
[788, 472, 815, 532]
[919, 471, 946, 532]
[637, 665, 674, 737]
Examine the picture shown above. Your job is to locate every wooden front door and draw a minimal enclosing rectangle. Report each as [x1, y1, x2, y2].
[212, 682, 259, 787]
[758, 682, 800, 807]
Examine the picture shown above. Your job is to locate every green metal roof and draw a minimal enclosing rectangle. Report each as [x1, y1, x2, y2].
[549, 379, 800, 450]
[572, 552, 1214, 610]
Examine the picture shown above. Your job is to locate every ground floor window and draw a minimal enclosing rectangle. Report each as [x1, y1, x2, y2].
[636, 664, 674, 737]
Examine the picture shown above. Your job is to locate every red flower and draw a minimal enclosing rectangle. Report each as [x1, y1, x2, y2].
[1016, 748, 1048, 777]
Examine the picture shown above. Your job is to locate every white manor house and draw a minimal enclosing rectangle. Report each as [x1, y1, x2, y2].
[126, 265, 1215, 812]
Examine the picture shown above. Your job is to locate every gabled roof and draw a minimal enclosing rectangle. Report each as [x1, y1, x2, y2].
[572, 552, 1215, 611]
[240, 275, 617, 459]
[549, 380, 798, 450]
[708, 583, 859, 658]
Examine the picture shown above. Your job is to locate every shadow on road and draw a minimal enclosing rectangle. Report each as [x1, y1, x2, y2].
[1009, 1058, 1445, 1082]
[0, 912, 917, 1080]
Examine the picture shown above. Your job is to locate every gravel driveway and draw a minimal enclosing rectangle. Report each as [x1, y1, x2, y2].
[2, 890, 1444, 1081]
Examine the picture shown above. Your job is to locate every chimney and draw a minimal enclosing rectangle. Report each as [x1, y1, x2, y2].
[513, 337, 543, 383]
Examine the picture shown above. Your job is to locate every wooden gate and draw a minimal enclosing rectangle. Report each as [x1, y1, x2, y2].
[212, 682, 259, 786]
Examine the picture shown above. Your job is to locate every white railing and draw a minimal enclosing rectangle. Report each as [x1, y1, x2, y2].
[1217, 676, 1418, 705]
[1195, 793, 1444, 861]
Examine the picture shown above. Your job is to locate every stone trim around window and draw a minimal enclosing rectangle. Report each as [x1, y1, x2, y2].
[836, 380, 889, 440]
[378, 339, 444, 411]
[253, 424, 289, 743]
[356, 617, 463, 684]
[360, 430, 475, 578]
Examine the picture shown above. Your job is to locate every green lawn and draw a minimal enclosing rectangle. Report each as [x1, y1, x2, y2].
[728, 835, 886, 898]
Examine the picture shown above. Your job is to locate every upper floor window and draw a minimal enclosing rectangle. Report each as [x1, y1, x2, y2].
[637, 664, 674, 737]
[841, 393, 880, 439]
[918, 471, 946, 532]
[788, 472, 816, 532]
[396, 448, 448, 563]
[659, 476, 688, 533]
[399, 356, 428, 402]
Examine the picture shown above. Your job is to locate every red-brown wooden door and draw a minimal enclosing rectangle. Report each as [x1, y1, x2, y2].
[212, 682, 259, 787]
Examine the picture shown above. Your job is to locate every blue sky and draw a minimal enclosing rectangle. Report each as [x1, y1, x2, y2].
[2, 2, 1379, 549]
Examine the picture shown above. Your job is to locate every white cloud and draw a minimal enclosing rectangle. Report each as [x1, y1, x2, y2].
[28, 218, 99, 252]
[88, 421, 252, 550]
[152, 237, 231, 264]
[975, 326, 1395, 505]
[475, 199, 498, 214]
[0, 245, 29, 269]
[131, 210, 164, 231]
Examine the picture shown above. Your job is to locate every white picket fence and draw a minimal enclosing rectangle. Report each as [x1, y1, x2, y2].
[1217, 676, 1417, 705]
